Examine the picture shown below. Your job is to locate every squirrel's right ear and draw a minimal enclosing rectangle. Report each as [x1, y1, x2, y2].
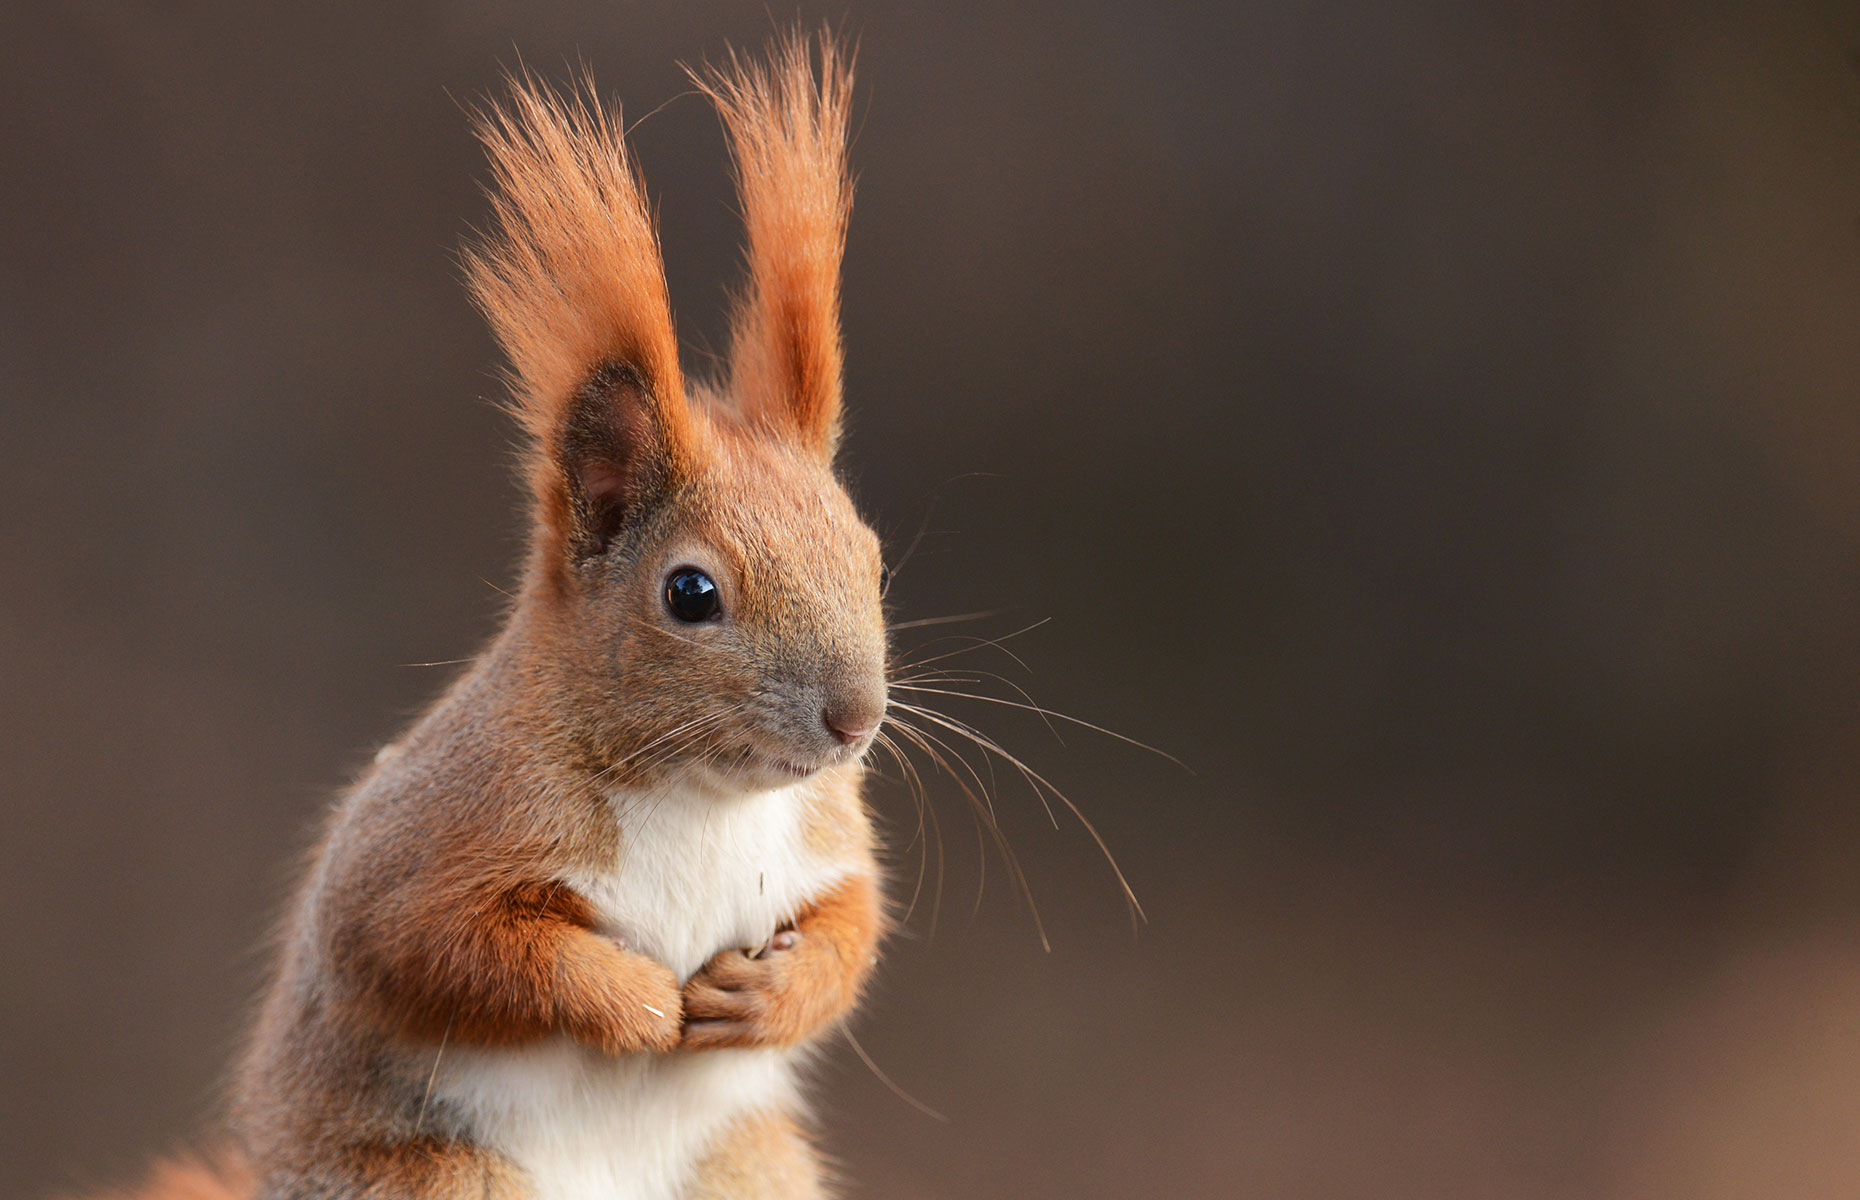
[465, 76, 700, 569]
[556, 362, 691, 559]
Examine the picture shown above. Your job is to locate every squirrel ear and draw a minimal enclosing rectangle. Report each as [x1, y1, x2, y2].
[696, 32, 854, 459]
[556, 363, 693, 560]
[463, 75, 700, 571]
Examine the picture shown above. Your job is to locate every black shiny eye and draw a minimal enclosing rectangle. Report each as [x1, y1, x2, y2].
[879, 564, 891, 597]
[664, 568, 721, 623]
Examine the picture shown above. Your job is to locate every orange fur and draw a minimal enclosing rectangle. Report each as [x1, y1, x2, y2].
[695, 33, 855, 457]
[464, 75, 698, 566]
[330, 870, 683, 1052]
[84, 32, 888, 1200]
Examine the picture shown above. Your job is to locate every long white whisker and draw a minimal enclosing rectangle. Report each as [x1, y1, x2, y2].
[891, 701, 1050, 829]
[887, 610, 1002, 631]
[890, 701, 1144, 927]
[884, 714, 1048, 951]
[412, 1016, 453, 1137]
[888, 685, 1188, 770]
[842, 1028, 948, 1123]
[892, 617, 1051, 673]
[872, 729, 934, 928]
[589, 711, 732, 786]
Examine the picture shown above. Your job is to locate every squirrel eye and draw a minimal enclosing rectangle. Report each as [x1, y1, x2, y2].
[664, 568, 721, 623]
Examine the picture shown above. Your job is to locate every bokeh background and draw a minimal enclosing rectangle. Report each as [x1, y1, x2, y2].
[6, 2, 1860, 1197]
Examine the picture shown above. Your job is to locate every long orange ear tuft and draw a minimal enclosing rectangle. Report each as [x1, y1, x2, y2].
[696, 32, 854, 459]
[465, 75, 697, 568]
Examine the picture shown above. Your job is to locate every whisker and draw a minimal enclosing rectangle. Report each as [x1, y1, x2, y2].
[890, 668, 1064, 742]
[883, 716, 982, 941]
[628, 614, 719, 651]
[971, 805, 988, 920]
[593, 716, 720, 779]
[590, 710, 736, 787]
[871, 729, 935, 930]
[611, 768, 705, 880]
[606, 715, 722, 772]
[889, 708, 1008, 845]
[890, 701, 1145, 928]
[892, 701, 1049, 829]
[888, 685, 1188, 770]
[843, 1029, 948, 1123]
[892, 617, 1051, 674]
[894, 729, 949, 938]
[412, 1015, 453, 1138]
[882, 498, 942, 589]
[884, 714, 1049, 951]
[887, 610, 1002, 632]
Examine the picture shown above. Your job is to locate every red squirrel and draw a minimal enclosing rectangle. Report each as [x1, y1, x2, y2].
[90, 33, 890, 1200]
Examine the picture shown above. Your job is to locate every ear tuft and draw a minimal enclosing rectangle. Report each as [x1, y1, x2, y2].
[464, 74, 696, 568]
[694, 31, 855, 459]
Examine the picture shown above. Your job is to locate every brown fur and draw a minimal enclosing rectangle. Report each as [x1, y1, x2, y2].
[88, 31, 887, 1200]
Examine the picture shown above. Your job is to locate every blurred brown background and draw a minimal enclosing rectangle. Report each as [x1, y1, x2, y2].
[5, 2, 1860, 1197]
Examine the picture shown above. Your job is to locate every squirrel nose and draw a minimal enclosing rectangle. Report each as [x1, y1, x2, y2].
[823, 702, 882, 746]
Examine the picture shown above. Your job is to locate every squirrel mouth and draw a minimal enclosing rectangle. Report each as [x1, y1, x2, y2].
[728, 744, 821, 780]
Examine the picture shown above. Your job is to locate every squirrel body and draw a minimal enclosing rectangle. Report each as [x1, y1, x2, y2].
[433, 778, 861, 1200]
[435, 779, 838, 1198]
[234, 631, 876, 1199]
[85, 33, 888, 1200]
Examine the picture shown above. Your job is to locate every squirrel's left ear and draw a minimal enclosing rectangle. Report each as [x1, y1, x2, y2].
[697, 32, 854, 460]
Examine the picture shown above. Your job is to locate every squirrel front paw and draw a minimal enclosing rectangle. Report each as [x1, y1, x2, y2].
[623, 966, 685, 1054]
[556, 942, 684, 1055]
[679, 929, 811, 1050]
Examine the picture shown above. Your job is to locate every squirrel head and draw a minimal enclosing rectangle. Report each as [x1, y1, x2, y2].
[466, 35, 885, 790]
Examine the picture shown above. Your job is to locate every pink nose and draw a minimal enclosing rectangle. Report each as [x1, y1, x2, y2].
[824, 708, 879, 745]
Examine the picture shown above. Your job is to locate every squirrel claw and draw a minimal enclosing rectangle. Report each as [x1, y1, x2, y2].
[749, 927, 802, 959]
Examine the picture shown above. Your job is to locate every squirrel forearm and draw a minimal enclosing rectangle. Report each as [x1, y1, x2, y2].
[790, 870, 885, 1022]
[333, 877, 681, 1053]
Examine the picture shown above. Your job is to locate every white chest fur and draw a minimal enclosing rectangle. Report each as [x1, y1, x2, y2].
[434, 782, 849, 1200]
[576, 781, 845, 982]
